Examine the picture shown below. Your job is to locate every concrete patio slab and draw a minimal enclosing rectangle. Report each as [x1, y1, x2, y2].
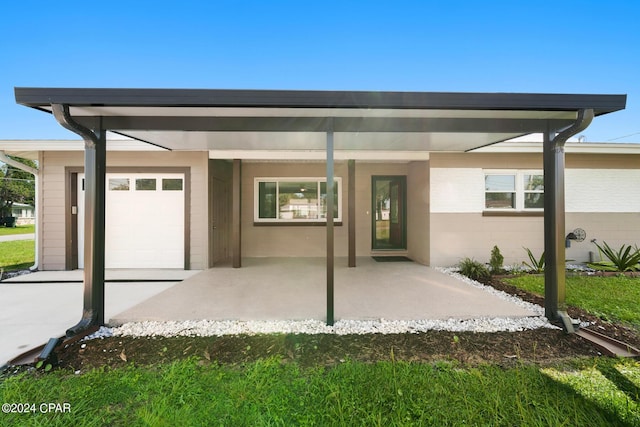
[111, 258, 536, 324]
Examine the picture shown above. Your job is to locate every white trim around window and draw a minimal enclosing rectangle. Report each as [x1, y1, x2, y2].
[254, 177, 342, 223]
[484, 170, 544, 211]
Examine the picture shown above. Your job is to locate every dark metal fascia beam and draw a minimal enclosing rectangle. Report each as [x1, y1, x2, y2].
[52, 104, 106, 336]
[14, 87, 627, 115]
[543, 108, 594, 333]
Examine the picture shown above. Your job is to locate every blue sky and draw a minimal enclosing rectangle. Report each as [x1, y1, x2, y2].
[1, 0, 638, 142]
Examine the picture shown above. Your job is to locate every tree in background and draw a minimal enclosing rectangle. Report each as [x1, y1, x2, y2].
[0, 156, 36, 218]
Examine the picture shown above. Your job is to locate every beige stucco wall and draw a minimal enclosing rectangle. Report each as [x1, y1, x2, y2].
[430, 212, 640, 267]
[429, 152, 640, 267]
[39, 150, 209, 270]
[430, 213, 544, 267]
[240, 161, 429, 260]
[241, 162, 349, 257]
[407, 161, 429, 264]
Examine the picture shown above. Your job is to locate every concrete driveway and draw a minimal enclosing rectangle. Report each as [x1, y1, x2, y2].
[0, 270, 196, 364]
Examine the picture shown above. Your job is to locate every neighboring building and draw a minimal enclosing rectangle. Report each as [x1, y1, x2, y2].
[10, 202, 34, 225]
[0, 135, 637, 270]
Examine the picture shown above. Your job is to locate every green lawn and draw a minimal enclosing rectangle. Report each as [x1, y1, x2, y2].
[0, 224, 34, 236]
[2, 358, 639, 426]
[0, 239, 35, 271]
[504, 275, 640, 328]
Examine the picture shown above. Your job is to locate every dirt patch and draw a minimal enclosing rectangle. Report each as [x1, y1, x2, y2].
[56, 329, 602, 372]
[15, 278, 640, 373]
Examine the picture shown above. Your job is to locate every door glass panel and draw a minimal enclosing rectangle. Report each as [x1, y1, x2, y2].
[136, 178, 156, 191]
[109, 178, 130, 191]
[162, 178, 183, 191]
[372, 177, 405, 250]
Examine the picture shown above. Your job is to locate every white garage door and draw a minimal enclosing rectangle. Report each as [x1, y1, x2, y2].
[78, 173, 185, 269]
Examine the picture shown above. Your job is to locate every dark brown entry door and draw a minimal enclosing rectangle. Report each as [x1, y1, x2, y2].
[372, 176, 406, 250]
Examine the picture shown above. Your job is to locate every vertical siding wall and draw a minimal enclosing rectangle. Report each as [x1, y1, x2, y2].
[40, 151, 209, 270]
[429, 153, 640, 267]
[41, 152, 68, 270]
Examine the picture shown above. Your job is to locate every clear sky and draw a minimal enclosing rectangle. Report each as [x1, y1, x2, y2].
[1, 0, 638, 142]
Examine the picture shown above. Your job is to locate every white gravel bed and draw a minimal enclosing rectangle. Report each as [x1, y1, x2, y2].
[433, 267, 545, 316]
[83, 267, 560, 340]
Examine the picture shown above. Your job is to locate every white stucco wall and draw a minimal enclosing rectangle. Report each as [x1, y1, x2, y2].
[429, 167, 640, 266]
[430, 168, 484, 213]
[566, 169, 640, 212]
[431, 168, 640, 213]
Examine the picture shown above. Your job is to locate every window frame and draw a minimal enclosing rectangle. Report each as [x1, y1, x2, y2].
[254, 177, 342, 224]
[484, 170, 544, 212]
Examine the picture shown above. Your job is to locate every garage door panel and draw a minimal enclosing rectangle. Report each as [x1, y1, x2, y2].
[79, 173, 185, 269]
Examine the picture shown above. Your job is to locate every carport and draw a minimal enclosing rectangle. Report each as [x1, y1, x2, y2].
[14, 88, 626, 332]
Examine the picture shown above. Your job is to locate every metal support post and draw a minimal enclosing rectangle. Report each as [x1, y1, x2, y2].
[543, 109, 593, 332]
[326, 127, 335, 325]
[543, 128, 565, 321]
[348, 159, 356, 267]
[52, 104, 106, 335]
[232, 159, 242, 268]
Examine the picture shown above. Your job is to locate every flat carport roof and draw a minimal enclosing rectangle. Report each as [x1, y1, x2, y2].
[14, 87, 627, 331]
[15, 88, 625, 152]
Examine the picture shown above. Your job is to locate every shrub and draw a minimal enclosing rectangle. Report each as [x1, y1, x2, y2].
[458, 257, 490, 282]
[523, 248, 545, 273]
[588, 241, 640, 272]
[489, 245, 504, 274]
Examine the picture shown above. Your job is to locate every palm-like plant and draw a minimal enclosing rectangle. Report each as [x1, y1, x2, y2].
[523, 247, 545, 273]
[588, 241, 640, 272]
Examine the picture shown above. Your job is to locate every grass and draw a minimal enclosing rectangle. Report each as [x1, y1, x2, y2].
[2, 357, 639, 426]
[0, 239, 34, 271]
[0, 224, 34, 236]
[505, 275, 640, 328]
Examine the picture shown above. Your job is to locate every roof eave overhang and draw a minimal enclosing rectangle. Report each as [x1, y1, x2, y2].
[13, 88, 627, 152]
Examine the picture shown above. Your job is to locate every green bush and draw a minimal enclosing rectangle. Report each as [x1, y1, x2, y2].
[458, 257, 490, 282]
[489, 245, 504, 274]
[588, 241, 640, 272]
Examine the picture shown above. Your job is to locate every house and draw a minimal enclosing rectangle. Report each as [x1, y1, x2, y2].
[2, 134, 638, 269]
[11, 202, 34, 225]
[4, 87, 628, 328]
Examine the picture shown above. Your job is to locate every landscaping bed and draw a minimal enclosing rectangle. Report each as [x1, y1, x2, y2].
[2, 271, 638, 376]
[49, 277, 629, 373]
[489, 277, 640, 350]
